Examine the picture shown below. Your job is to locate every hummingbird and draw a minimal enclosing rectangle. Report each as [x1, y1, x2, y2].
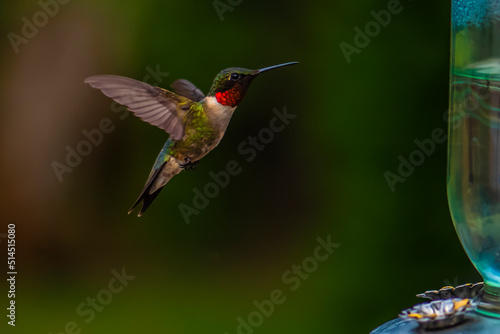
[85, 61, 298, 216]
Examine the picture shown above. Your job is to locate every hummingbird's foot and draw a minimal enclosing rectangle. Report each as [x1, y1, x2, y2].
[183, 161, 198, 171]
[180, 158, 199, 171]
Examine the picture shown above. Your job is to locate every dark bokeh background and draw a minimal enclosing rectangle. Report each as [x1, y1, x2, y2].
[0, 0, 481, 333]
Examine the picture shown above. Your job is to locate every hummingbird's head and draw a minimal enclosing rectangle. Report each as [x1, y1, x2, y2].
[207, 62, 298, 107]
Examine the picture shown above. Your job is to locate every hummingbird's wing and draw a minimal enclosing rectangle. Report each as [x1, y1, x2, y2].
[170, 79, 205, 102]
[85, 75, 193, 140]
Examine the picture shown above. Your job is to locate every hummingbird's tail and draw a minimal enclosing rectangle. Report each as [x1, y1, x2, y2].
[129, 140, 181, 217]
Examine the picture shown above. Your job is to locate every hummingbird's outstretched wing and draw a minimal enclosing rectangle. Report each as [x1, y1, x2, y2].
[85, 75, 193, 140]
[170, 79, 205, 102]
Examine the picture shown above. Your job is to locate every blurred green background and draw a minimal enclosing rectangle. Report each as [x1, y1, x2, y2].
[0, 0, 480, 333]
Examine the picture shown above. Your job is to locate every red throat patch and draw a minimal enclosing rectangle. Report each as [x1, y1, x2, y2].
[215, 86, 242, 107]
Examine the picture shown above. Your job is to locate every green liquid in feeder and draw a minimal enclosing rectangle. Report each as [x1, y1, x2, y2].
[448, 59, 500, 288]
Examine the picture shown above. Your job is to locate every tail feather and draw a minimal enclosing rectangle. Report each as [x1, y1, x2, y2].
[128, 161, 167, 217]
[128, 139, 181, 216]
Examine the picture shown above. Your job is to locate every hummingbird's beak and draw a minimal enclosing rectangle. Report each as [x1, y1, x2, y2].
[255, 62, 299, 75]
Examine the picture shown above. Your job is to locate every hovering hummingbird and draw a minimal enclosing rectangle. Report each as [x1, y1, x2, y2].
[85, 62, 298, 216]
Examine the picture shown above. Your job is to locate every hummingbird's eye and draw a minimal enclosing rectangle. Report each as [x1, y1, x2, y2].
[230, 73, 240, 81]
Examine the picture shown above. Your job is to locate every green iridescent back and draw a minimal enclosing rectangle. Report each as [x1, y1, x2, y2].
[170, 103, 217, 158]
